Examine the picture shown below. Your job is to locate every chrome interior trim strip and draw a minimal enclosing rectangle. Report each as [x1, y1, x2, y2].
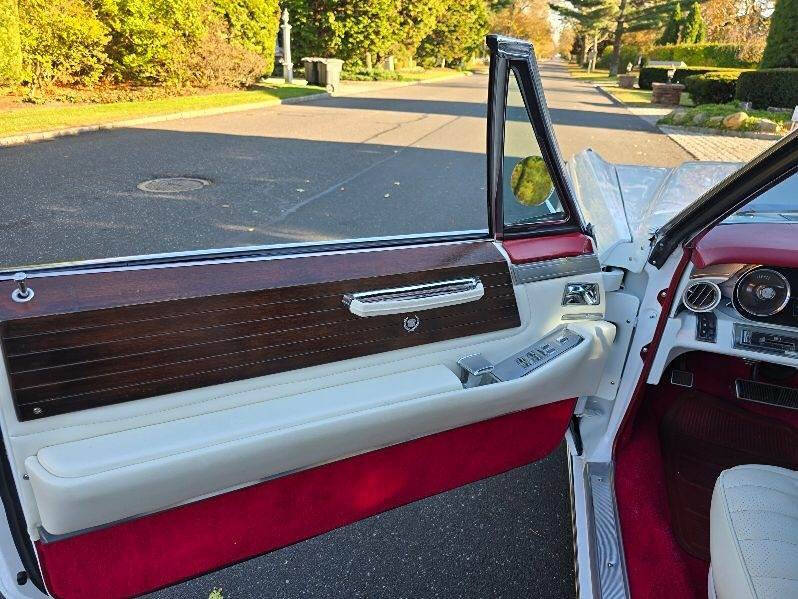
[585, 461, 630, 599]
[0, 230, 489, 278]
[343, 278, 481, 306]
[511, 254, 601, 285]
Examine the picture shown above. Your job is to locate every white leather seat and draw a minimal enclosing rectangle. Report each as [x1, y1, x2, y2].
[709, 465, 798, 599]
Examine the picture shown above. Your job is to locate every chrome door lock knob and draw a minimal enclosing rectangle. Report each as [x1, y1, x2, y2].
[11, 272, 34, 303]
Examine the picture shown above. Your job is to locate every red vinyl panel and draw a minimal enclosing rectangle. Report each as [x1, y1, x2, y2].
[502, 233, 593, 265]
[692, 223, 798, 269]
[36, 399, 576, 599]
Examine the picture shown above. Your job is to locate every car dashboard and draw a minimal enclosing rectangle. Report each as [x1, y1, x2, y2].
[649, 262, 798, 393]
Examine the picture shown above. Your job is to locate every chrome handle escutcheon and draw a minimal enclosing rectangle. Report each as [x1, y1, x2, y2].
[562, 282, 599, 306]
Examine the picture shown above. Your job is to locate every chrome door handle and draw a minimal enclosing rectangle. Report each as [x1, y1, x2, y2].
[562, 283, 600, 306]
[344, 277, 484, 317]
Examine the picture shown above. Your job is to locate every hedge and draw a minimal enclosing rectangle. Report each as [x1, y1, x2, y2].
[597, 45, 642, 71]
[19, 0, 110, 87]
[638, 66, 745, 90]
[0, 0, 22, 84]
[647, 43, 754, 68]
[684, 72, 741, 105]
[735, 69, 798, 109]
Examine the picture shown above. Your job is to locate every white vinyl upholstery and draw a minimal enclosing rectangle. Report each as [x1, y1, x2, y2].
[709, 465, 798, 599]
[24, 319, 616, 536]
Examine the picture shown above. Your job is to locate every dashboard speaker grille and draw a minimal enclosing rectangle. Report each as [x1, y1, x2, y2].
[735, 379, 798, 410]
[683, 281, 721, 313]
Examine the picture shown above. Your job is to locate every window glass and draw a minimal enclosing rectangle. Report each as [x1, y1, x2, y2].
[502, 70, 564, 228]
[0, 73, 488, 271]
[723, 170, 798, 224]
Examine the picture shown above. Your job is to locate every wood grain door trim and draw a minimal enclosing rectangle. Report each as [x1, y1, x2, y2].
[0, 241, 521, 420]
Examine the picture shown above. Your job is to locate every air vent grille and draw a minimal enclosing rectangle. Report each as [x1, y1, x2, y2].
[683, 281, 721, 313]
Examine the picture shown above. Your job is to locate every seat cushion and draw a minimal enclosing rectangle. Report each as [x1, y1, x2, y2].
[710, 465, 798, 599]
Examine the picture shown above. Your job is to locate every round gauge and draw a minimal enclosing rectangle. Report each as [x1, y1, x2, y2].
[735, 268, 791, 317]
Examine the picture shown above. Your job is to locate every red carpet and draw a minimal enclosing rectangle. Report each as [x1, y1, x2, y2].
[615, 398, 708, 599]
[36, 399, 575, 599]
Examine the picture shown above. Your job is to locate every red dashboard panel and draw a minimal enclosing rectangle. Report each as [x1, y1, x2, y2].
[502, 233, 594, 265]
[693, 223, 798, 269]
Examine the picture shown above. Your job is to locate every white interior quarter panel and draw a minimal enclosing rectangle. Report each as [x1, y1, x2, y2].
[0, 246, 613, 538]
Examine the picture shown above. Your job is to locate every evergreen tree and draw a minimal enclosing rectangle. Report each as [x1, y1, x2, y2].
[681, 2, 706, 43]
[658, 3, 682, 44]
[549, 0, 616, 70]
[760, 0, 798, 68]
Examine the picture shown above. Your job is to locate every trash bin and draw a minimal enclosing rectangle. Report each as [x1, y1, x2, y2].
[302, 57, 319, 86]
[318, 58, 344, 92]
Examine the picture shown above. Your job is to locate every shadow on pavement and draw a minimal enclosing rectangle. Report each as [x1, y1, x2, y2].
[0, 128, 497, 269]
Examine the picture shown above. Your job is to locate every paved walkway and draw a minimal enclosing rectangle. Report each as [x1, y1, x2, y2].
[593, 82, 780, 162]
[657, 125, 778, 162]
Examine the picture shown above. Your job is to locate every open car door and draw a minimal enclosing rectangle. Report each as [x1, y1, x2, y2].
[0, 35, 623, 598]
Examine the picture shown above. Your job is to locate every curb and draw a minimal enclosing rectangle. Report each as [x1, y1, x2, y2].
[593, 84, 627, 108]
[657, 124, 783, 141]
[0, 91, 331, 148]
[0, 72, 469, 149]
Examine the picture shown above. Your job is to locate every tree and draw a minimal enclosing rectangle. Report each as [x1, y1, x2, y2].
[680, 2, 706, 42]
[557, 24, 577, 58]
[0, 0, 22, 84]
[658, 2, 682, 44]
[702, 0, 770, 64]
[492, 0, 555, 58]
[760, 0, 798, 68]
[418, 0, 490, 66]
[550, 0, 616, 70]
[397, 0, 449, 64]
[280, 0, 401, 68]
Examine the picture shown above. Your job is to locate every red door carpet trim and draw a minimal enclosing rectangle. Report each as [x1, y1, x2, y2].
[502, 233, 593, 264]
[36, 399, 575, 599]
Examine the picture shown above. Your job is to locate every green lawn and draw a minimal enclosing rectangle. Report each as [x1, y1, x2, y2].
[0, 83, 324, 138]
[566, 65, 618, 83]
[601, 85, 694, 107]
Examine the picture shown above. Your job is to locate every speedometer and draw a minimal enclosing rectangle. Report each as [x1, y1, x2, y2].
[735, 268, 791, 317]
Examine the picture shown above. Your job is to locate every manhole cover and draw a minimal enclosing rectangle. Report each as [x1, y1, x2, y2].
[137, 177, 211, 193]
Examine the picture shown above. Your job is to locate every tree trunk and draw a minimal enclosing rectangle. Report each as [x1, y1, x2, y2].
[587, 32, 598, 72]
[609, 0, 628, 76]
[579, 34, 588, 67]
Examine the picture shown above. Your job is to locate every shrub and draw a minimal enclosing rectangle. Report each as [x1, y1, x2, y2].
[760, 0, 798, 68]
[187, 19, 267, 87]
[597, 45, 642, 71]
[684, 71, 740, 105]
[735, 69, 798, 109]
[638, 66, 744, 90]
[213, 0, 280, 75]
[0, 0, 23, 84]
[341, 67, 402, 81]
[97, 0, 209, 85]
[19, 0, 109, 88]
[647, 43, 754, 68]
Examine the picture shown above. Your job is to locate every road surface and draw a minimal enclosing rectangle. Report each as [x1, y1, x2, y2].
[0, 61, 690, 269]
